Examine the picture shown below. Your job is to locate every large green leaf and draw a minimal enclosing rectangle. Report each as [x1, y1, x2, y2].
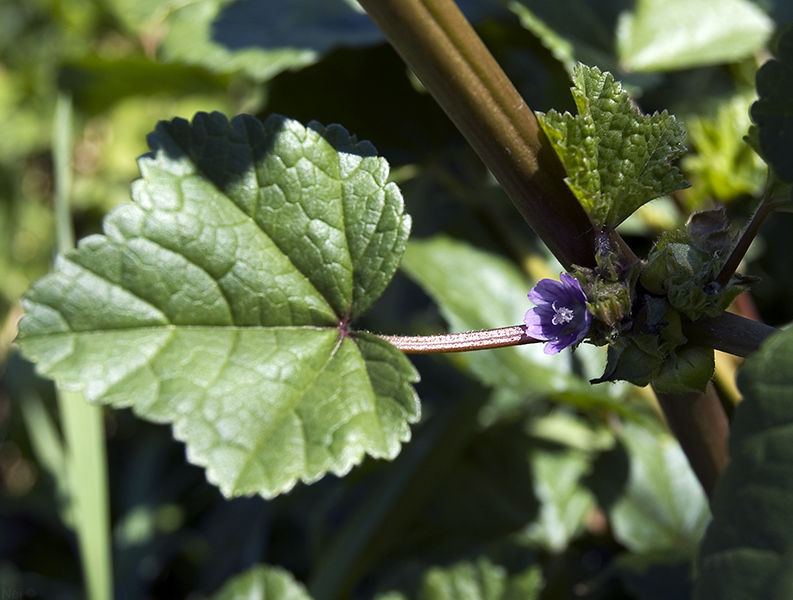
[58, 56, 228, 115]
[694, 327, 793, 599]
[157, 0, 507, 83]
[505, 0, 620, 74]
[17, 112, 419, 499]
[212, 565, 312, 600]
[617, 0, 773, 73]
[606, 421, 709, 554]
[751, 25, 793, 183]
[536, 65, 687, 228]
[159, 0, 383, 82]
[520, 439, 596, 553]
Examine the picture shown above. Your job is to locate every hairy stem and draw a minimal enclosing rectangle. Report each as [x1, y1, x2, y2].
[355, 0, 640, 270]
[380, 325, 538, 353]
[654, 382, 730, 503]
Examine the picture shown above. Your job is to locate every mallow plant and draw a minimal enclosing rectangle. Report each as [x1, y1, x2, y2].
[9, 0, 793, 598]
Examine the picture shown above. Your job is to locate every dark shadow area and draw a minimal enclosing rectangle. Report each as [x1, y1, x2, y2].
[210, 0, 510, 54]
[583, 440, 631, 512]
[212, 0, 382, 53]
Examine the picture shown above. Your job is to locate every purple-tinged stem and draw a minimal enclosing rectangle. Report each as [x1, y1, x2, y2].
[379, 325, 538, 353]
[714, 195, 773, 288]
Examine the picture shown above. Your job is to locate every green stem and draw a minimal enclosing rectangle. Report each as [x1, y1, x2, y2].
[60, 389, 113, 600]
[380, 324, 538, 353]
[54, 93, 75, 254]
[355, 0, 639, 271]
[53, 92, 113, 600]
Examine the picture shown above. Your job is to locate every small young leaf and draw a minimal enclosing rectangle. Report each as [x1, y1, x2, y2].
[751, 26, 793, 183]
[537, 64, 687, 228]
[17, 112, 419, 499]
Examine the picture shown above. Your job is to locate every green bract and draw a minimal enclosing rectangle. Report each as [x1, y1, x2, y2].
[641, 209, 747, 321]
[536, 64, 687, 228]
[17, 112, 419, 499]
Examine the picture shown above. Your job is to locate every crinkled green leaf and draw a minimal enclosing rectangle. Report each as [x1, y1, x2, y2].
[536, 64, 687, 228]
[378, 557, 543, 600]
[17, 112, 418, 499]
[751, 26, 793, 183]
[400, 236, 634, 417]
[617, 0, 773, 73]
[695, 327, 793, 599]
[608, 421, 709, 553]
[212, 565, 312, 600]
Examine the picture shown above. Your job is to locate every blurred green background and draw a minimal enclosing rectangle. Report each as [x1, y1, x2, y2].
[1, 0, 792, 598]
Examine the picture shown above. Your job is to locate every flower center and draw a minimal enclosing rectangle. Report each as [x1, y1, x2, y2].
[551, 302, 575, 326]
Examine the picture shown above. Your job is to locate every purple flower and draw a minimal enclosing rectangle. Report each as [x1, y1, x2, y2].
[524, 273, 591, 354]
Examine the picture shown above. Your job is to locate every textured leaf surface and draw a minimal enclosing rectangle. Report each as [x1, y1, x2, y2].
[401, 236, 633, 416]
[536, 65, 687, 228]
[695, 327, 793, 599]
[617, 0, 773, 73]
[17, 112, 418, 498]
[751, 26, 793, 183]
[212, 565, 312, 600]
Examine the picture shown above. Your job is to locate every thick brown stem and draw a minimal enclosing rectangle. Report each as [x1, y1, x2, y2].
[356, 0, 613, 270]
[654, 382, 730, 502]
[683, 312, 778, 358]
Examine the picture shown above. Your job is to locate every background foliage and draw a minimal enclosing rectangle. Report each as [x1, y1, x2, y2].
[1, 0, 792, 598]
